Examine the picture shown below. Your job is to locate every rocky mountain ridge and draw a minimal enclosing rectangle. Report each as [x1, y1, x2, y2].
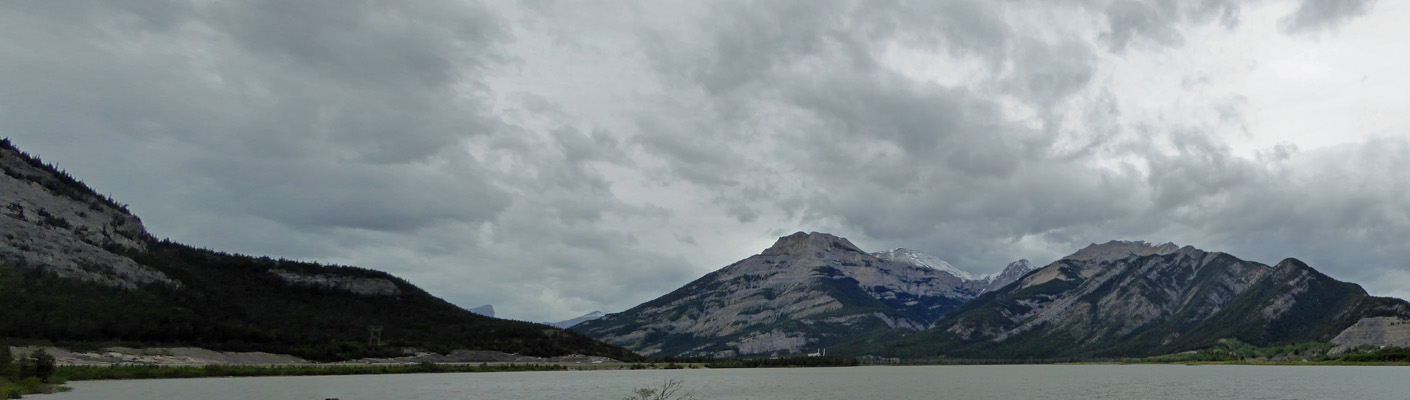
[578, 236, 1409, 360]
[883, 240, 1410, 359]
[549, 311, 607, 329]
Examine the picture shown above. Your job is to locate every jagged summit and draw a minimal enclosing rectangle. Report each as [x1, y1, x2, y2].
[760, 231, 864, 257]
[985, 259, 1035, 292]
[1064, 240, 1182, 263]
[1003, 259, 1032, 272]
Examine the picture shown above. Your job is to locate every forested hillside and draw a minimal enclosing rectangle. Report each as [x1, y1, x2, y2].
[0, 138, 638, 362]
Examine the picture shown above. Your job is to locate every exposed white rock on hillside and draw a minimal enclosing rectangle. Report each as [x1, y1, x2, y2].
[269, 269, 401, 296]
[1332, 316, 1410, 351]
[0, 143, 175, 288]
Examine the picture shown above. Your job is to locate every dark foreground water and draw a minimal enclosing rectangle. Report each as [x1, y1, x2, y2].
[46, 365, 1410, 399]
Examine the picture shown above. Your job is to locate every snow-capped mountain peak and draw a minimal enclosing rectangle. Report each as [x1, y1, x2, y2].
[871, 249, 1037, 294]
[873, 248, 982, 281]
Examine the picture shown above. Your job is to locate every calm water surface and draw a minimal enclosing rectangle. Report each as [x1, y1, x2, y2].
[47, 365, 1410, 399]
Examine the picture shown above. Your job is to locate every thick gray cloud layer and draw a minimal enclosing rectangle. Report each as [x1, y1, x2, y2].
[2, 0, 1406, 321]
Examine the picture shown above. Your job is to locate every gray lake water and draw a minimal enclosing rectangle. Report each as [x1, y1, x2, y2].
[45, 365, 1410, 399]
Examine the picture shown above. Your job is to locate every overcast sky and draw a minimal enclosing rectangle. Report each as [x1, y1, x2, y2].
[3, 0, 1408, 322]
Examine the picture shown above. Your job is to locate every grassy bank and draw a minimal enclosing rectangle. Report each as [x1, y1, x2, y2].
[1, 376, 68, 398]
[52, 358, 864, 382]
[1120, 340, 1410, 366]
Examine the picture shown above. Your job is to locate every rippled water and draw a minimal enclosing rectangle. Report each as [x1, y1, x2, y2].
[48, 365, 1410, 399]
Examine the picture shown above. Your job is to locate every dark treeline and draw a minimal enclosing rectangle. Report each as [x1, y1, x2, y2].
[0, 242, 642, 362]
[705, 356, 860, 368]
[1137, 339, 1410, 364]
[56, 363, 567, 381]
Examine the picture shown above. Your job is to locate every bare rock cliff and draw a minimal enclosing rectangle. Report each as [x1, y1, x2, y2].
[0, 141, 175, 288]
[1332, 316, 1410, 350]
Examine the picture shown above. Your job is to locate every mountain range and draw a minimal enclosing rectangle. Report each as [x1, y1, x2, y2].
[0, 138, 637, 362]
[882, 240, 1410, 359]
[575, 232, 1410, 360]
[7, 137, 1408, 362]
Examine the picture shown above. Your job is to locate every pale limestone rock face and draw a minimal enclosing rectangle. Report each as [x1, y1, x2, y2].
[1017, 241, 1184, 290]
[1331, 316, 1410, 350]
[269, 269, 401, 296]
[1259, 260, 1314, 320]
[0, 145, 176, 288]
[730, 329, 812, 355]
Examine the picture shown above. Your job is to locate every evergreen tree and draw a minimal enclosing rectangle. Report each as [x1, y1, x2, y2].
[0, 340, 10, 375]
[31, 350, 54, 383]
[18, 350, 55, 382]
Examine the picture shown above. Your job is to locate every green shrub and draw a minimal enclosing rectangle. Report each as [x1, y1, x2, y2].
[623, 378, 697, 400]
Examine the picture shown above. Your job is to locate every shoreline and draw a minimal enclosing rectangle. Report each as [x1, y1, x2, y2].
[57, 362, 661, 382]
[56, 359, 1410, 383]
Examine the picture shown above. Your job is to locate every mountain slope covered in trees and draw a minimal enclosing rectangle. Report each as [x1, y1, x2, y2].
[0, 138, 638, 362]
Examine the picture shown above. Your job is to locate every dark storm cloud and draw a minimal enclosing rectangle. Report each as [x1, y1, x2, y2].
[1280, 0, 1378, 34]
[211, 1, 500, 89]
[633, 0, 1038, 195]
[1006, 40, 1097, 110]
[643, 0, 1013, 95]
[193, 157, 509, 232]
[1095, 0, 1242, 51]
[1, 0, 513, 233]
[629, 0, 1086, 252]
[1194, 138, 1410, 273]
[199, 0, 507, 164]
